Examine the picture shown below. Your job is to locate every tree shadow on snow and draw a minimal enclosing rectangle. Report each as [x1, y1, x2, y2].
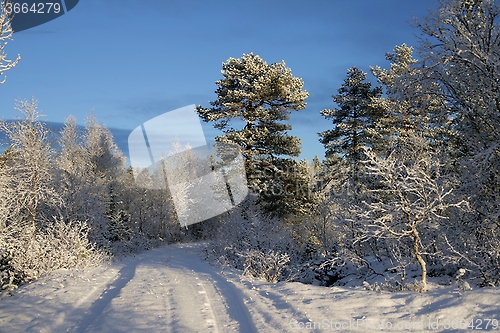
[75, 262, 138, 333]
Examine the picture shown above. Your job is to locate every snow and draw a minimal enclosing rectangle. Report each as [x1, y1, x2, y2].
[1, 243, 499, 332]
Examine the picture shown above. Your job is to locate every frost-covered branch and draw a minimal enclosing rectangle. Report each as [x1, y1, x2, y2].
[0, 0, 20, 84]
[357, 133, 468, 290]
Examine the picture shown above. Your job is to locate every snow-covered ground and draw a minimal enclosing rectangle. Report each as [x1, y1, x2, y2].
[1, 243, 499, 333]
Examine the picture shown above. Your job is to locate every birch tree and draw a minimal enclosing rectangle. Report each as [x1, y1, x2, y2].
[0, 98, 61, 231]
[56, 116, 95, 224]
[358, 133, 467, 290]
[56, 114, 127, 245]
[413, 0, 500, 285]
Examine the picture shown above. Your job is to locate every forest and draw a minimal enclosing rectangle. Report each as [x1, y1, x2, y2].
[1, 0, 500, 295]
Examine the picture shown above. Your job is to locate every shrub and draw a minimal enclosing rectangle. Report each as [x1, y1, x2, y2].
[0, 218, 107, 295]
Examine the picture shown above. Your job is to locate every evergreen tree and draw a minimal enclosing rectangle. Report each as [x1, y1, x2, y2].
[318, 67, 384, 196]
[196, 53, 313, 217]
[371, 44, 460, 156]
[371, 44, 421, 140]
[84, 114, 126, 244]
[258, 158, 320, 218]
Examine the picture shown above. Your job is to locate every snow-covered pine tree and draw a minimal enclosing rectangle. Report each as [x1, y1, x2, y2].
[258, 158, 320, 218]
[84, 113, 125, 183]
[196, 53, 314, 217]
[0, 1, 20, 84]
[370, 44, 461, 158]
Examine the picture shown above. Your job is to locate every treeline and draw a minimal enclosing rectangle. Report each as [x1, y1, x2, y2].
[200, 0, 500, 291]
[1, 0, 500, 293]
[0, 99, 216, 294]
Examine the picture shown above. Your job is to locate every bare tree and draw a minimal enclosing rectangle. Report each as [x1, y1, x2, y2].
[0, 99, 84, 292]
[0, 98, 61, 231]
[357, 133, 468, 290]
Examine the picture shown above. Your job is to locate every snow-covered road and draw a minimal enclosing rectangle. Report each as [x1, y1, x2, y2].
[1, 243, 500, 332]
[0, 244, 261, 332]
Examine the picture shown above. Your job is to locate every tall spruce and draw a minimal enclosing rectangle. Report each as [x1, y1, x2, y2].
[318, 67, 384, 197]
[371, 44, 459, 156]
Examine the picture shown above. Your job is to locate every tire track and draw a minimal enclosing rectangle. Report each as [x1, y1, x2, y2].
[161, 244, 258, 332]
[0, 244, 259, 333]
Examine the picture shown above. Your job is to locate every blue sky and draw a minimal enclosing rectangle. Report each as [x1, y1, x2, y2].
[0, 0, 436, 162]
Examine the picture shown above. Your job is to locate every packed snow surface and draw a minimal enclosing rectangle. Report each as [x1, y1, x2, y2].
[1, 243, 499, 332]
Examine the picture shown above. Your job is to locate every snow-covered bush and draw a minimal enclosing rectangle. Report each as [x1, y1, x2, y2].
[0, 218, 107, 294]
[203, 195, 299, 282]
[296, 249, 389, 287]
[297, 255, 348, 287]
[243, 250, 291, 283]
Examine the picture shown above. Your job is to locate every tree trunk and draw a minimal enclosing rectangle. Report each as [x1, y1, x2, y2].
[411, 223, 427, 291]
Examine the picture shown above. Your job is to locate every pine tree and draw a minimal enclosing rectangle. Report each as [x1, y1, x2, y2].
[318, 67, 384, 197]
[370, 44, 420, 140]
[85, 114, 127, 244]
[257, 158, 320, 218]
[370, 44, 460, 156]
[196, 53, 313, 217]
